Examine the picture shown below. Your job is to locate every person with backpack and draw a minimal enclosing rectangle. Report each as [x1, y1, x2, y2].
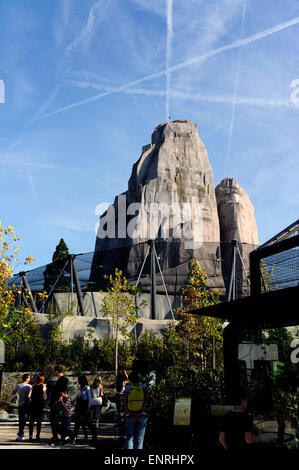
[123, 370, 148, 450]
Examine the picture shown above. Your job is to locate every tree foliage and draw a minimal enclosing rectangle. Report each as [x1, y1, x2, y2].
[43, 238, 70, 295]
[172, 259, 223, 370]
[0, 223, 35, 343]
[101, 268, 145, 375]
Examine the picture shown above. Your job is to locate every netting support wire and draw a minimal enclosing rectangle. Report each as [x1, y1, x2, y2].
[236, 245, 251, 286]
[20, 272, 38, 314]
[70, 256, 73, 314]
[91, 292, 98, 318]
[70, 254, 86, 317]
[153, 244, 175, 320]
[226, 240, 237, 302]
[135, 245, 151, 288]
[150, 240, 157, 320]
[41, 258, 70, 312]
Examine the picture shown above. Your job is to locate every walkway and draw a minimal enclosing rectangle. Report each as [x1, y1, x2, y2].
[0, 422, 121, 450]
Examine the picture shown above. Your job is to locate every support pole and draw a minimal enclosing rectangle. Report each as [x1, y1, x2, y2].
[70, 255, 86, 316]
[153, 244, 175, 320]
[20, 272, 38, 313]
[250, 251, 262, 296]
[223, 322, 246, 402]
[226, 240, 237, 302]
[150, 240, 157, 320]
[91, 292, 98, 318]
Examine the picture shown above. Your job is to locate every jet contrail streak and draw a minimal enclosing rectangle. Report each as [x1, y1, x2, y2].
[166, 0, 173, 120]
[40, 15, 299, 120]
[226, 0, 247, 164]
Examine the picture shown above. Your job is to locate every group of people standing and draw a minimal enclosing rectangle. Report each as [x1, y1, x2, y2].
[13, 366, 105, 447]
[13, 362, 154, 450]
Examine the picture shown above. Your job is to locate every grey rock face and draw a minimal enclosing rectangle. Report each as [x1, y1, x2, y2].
[127, 120, 220, 243]
[89, 122, 259, 313]
[215, 177, 259, 245]
[215, 178, 259, 297]
[90, 120, 223, 299]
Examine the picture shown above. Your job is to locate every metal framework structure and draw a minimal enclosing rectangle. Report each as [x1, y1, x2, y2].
[9, 240, 256, 317]
[190, 221, 299, 401]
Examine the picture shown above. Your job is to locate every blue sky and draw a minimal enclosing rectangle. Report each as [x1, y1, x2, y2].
[0, 0, 298, 270]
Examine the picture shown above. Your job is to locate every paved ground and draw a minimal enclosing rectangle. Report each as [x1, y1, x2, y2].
[0, 422, 121, 450]
[0, 419, 297, 451]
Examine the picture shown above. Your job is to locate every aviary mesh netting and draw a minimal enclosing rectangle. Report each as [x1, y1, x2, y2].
[260, 245, 299, 292]
[9, 240, 258, 299]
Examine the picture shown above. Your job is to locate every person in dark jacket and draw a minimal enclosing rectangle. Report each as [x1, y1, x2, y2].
[219, 394, 261, 451]
[72, 375, 97, 446]
[49, 365, 69, 446]
[28, 375, 47, 441]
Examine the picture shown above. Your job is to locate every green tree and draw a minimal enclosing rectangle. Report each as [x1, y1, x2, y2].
[101, 268, 144, 377]
[52, 239, 69, 263]
[43, 238, 70, 296]
[173, 259, 223, 370]
[260, 260, 278, 293]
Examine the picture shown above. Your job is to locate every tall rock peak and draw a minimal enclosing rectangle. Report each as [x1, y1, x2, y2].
[90, 121, 259, 313]
[215, 177, 259, 245]
[127, 119, 220, 243]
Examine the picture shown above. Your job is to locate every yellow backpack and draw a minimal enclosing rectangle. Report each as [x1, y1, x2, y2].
[127, 384, 144, 412]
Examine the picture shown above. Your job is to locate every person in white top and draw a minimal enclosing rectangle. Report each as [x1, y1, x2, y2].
[90, 376, 104, 429]
[13, 374, 32, 441]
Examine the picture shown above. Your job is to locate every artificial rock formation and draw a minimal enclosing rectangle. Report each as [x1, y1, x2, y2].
[215, 177, 259, 297]
[89, 120, 259, 316]
[215, 177, 259, 245]
[126, 120, 220, 243]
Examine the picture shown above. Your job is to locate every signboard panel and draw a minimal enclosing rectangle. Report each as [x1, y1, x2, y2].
[173, 397, 191, 426]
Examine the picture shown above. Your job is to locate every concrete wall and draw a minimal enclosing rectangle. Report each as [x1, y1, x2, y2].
[35, 313, 174, 343]
[54, 292, 181, 320]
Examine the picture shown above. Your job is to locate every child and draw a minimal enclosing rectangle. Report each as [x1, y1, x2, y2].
[56, 390, 72, 444]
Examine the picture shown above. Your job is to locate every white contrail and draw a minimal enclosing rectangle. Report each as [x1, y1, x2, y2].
[39, 15, 299, 120]
[166, 0, 173, 120]
[40, 70, 168, 119]
[27, 171, 36, 199]
[64, 1, 103, 60]
[60, 80, 299, 107]
[28, 86, 61, 125]
[226, 0, 247, 164]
